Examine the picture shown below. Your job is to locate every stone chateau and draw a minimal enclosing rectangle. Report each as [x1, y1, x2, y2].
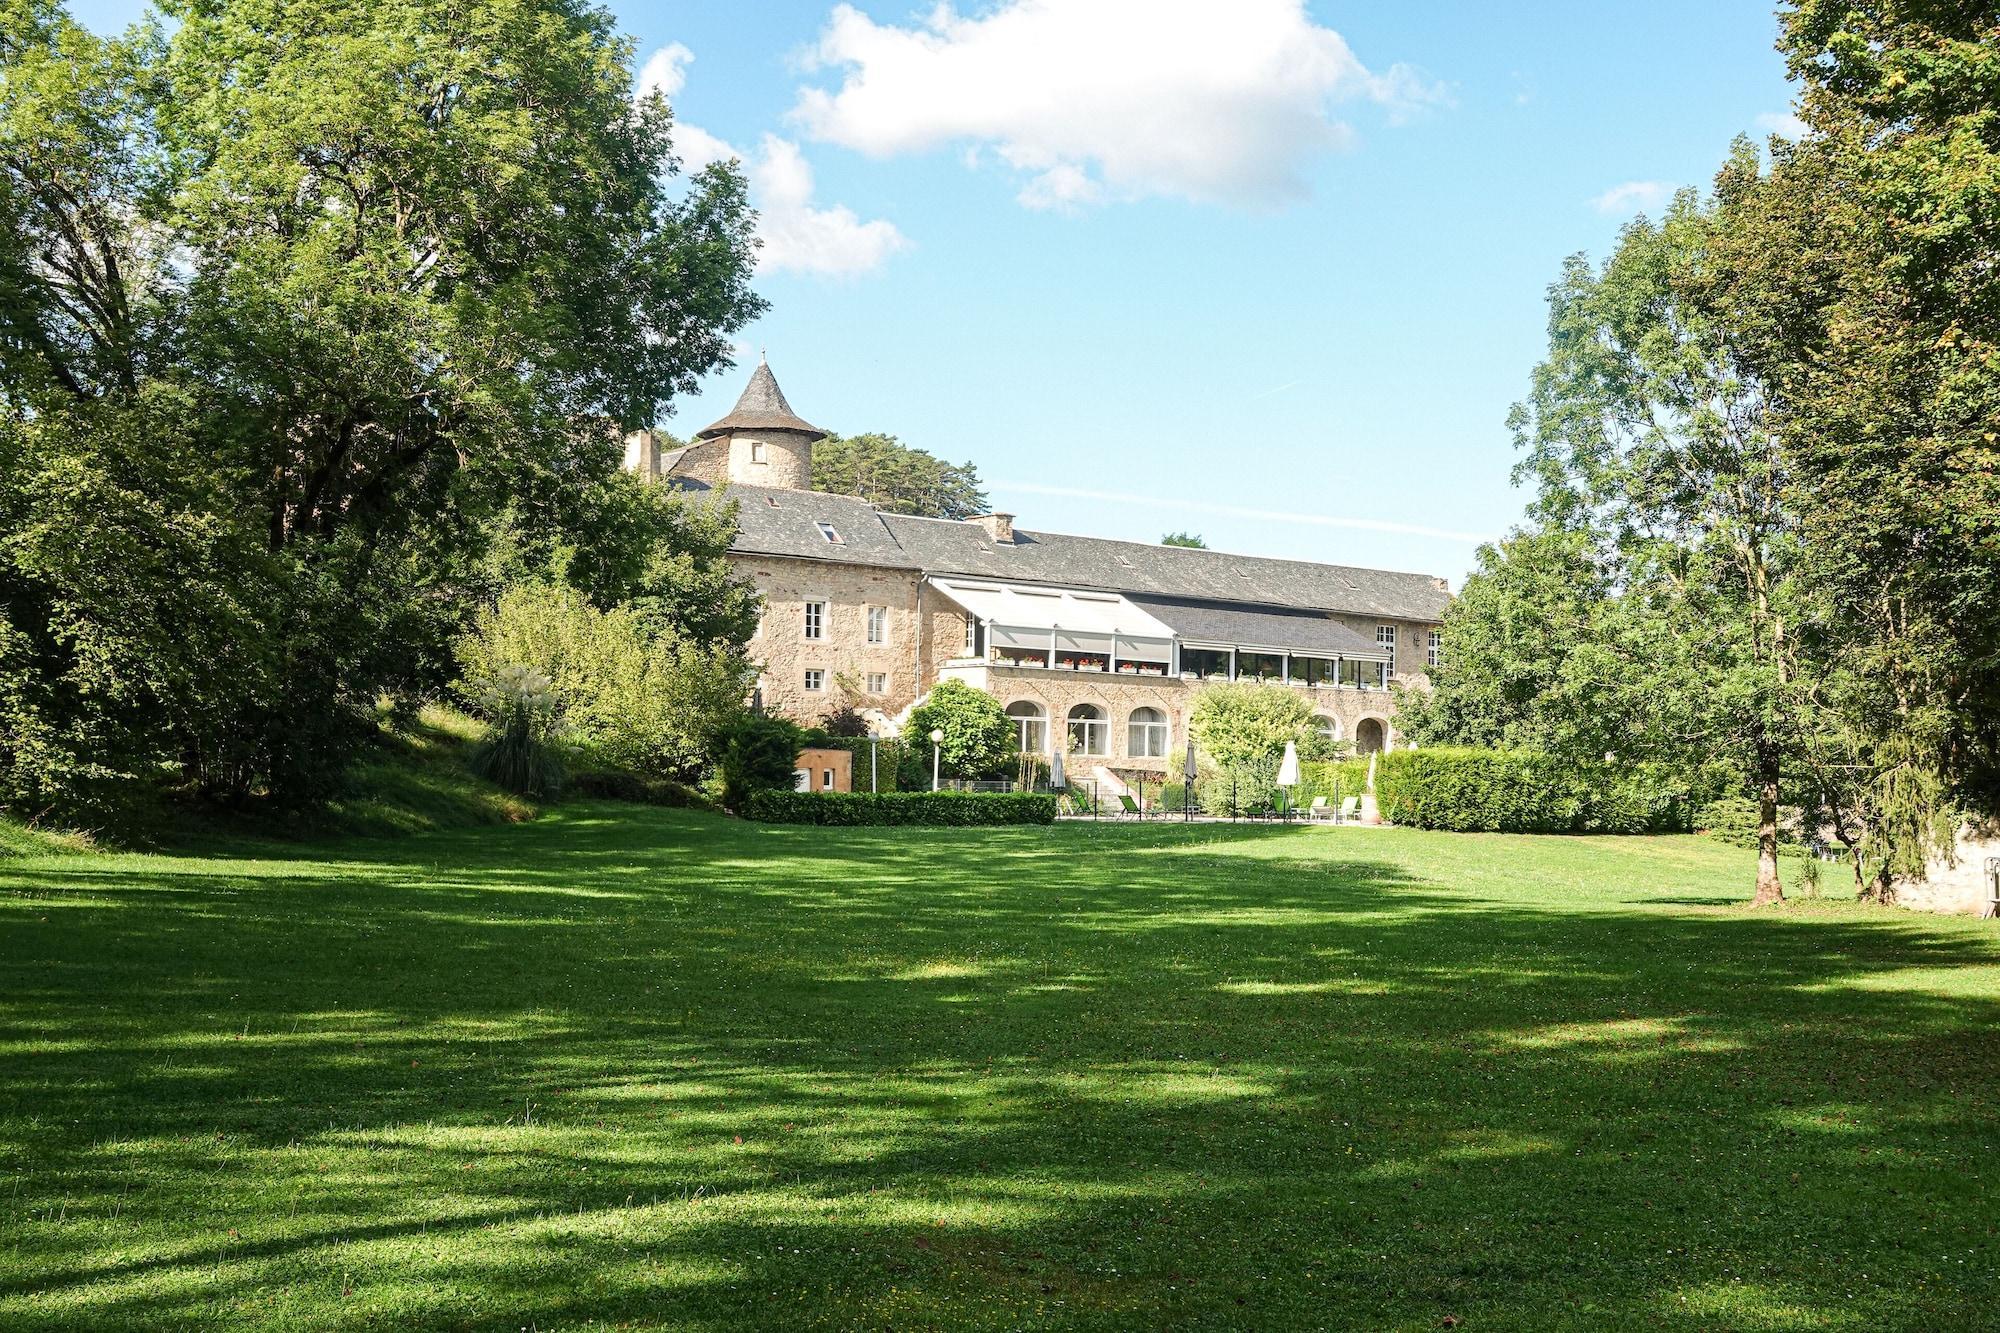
[627, 359, 1451, 783]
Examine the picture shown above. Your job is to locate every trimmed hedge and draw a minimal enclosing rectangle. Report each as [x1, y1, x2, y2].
[745, 790, 1057, 826]
[1374, 748, 1697, 834]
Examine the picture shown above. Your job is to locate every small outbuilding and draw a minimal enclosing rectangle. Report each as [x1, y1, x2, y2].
[793, 747, 852, 794]
[1900, 817, 2000, 916]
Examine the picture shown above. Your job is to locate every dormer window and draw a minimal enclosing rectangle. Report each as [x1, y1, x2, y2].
[749, 440, 768, 464]
[815, 521, 842, 544]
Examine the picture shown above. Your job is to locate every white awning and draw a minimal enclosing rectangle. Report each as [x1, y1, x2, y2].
[929, 578, 1175, 657]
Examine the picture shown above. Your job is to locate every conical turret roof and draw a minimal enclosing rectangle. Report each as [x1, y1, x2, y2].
[695, 357, 826, 440]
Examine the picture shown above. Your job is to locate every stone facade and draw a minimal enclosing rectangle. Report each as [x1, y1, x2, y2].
[936, 659, 1412, 776]
[739, 553, 1432, 754]
[724, 430, 815, 490]
[741, 554, 925, 725]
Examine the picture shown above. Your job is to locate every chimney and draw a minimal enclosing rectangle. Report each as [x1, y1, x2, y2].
[973, 512, 1015, 543]
[623, 429, 661, 480]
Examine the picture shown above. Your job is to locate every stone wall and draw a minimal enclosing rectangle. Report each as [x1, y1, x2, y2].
[724, 429, 813, 489]
[1898, 817, 2000, 915]
[736, 554, 925, 725]
[672, 438, 728, 487]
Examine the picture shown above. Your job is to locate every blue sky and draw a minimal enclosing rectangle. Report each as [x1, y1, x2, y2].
[71, 1, 1799, 582]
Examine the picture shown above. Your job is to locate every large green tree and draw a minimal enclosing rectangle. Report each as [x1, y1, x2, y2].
[1423, 180, 1807, 902]
[1696, 3, 2000, 886]
[1395, 528, 1674, 761]
[0, 0, 763, 809]
[811, 433, 989, 519]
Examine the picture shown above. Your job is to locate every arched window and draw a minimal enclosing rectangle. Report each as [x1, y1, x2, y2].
[1005, 700, 1047, 754]
[1127, 707, 1168, 758]
[1067, 703, 1107, 757]
[1316, 714, 1342, 745]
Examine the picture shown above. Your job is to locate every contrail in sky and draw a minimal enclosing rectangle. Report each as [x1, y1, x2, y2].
[990, 481, 1491, 545]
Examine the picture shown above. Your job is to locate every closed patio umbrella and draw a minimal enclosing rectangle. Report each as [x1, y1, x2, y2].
[1049, 747, 1066, 791]
[1277, 739, 1300, 820]
[1183, 737, 1197, 821]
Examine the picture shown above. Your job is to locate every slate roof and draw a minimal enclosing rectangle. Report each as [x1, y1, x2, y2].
[724, 486, 911, 569]
[1126, 597, 1387, 658]
[702, 483, 1452, 621]
[696, 360, 826, 440]
[880, 514, 1452, 621]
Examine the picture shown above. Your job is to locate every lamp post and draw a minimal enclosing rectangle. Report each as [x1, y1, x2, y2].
[930, 728, 945, 791]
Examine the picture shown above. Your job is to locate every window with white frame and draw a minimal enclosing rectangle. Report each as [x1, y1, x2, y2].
[1006, 700, 1047, 754]
[1067, 703, 1107, 756]
[815, 521, 843, 544]
[1316, 714, 1341, 745]
[865, 672, 887, 695]
[750, 440, 768, 464]
[1127, 707, 1168, 758]
[1428, 629, 1442, 669]
[803, 668, 825, 692]
[1377, 625, 1397, 674]
[803, 600, 826, 640]
[821, 768, 835, 790]
[866, 605, 887, 644]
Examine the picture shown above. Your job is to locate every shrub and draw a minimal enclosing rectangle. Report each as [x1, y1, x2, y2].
[456, 581, 751, 780]
[1373, 747, 1697, 834]
[1188, 682, 1328, 769]
[817, 705, 872, 738]
[467, 668, 565, 799]
[1296, 758, 1372, 806]
[745, 791, 1057, 826]
[719, 713, 804, 811]
[903, 680, 1015, 779]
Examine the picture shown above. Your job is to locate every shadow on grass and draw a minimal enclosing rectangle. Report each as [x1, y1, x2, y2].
[2, 806, 1997, 1329]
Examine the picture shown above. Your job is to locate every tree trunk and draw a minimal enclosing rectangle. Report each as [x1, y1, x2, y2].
[1753, 751, 1785, 906]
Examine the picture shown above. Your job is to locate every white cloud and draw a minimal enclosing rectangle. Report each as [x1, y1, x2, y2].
[745, 133, 909, 276]
[1755, 110, 1809, 139]
[1590, 180, 1676, 216]
[636, 42, 696, 102]
[636, 45, 908, 278]
[790, 0, 1444, 211]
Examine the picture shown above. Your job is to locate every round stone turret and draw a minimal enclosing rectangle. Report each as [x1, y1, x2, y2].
[695, 356, 826, 490]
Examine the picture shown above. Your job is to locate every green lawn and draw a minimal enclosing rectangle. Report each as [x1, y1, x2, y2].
[3, 810, 1997, 1330]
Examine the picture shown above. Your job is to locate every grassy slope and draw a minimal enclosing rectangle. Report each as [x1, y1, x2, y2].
[0, 708, 539, 858]
[1, 813, 1996, 1330]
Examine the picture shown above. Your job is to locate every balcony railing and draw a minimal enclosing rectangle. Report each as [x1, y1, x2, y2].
[954, 652, 1391, 690]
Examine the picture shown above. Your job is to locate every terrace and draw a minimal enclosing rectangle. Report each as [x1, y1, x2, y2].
[931, 576, 1395, 691]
